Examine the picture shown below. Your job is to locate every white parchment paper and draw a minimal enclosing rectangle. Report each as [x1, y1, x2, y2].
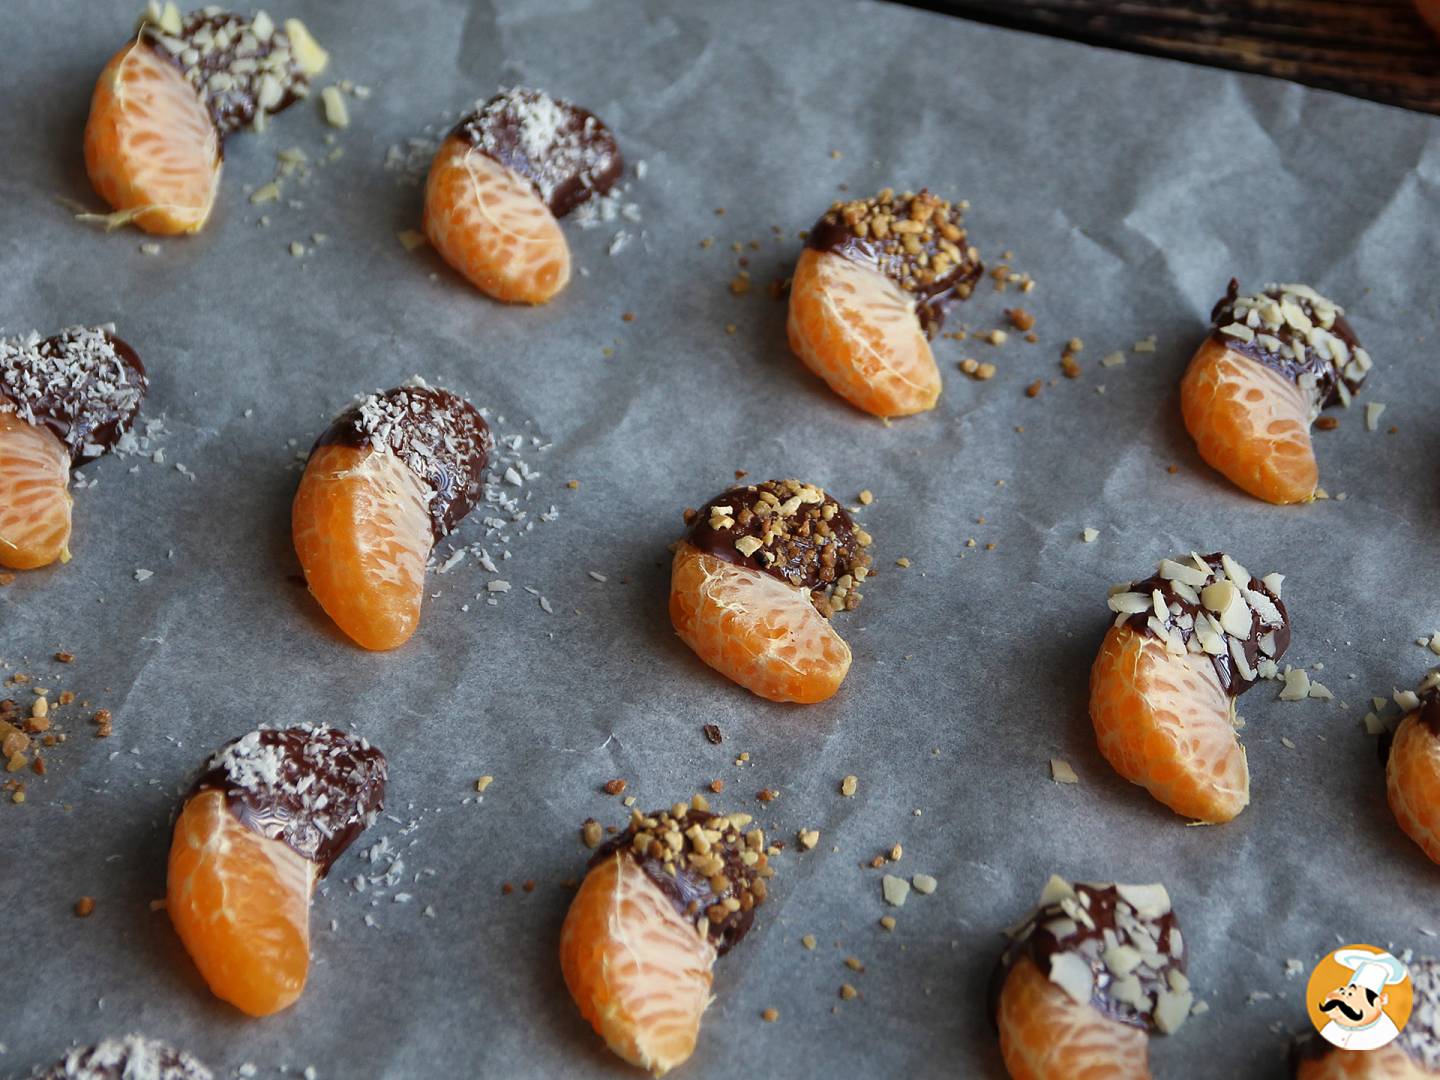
[3, 0, 1440, 1076]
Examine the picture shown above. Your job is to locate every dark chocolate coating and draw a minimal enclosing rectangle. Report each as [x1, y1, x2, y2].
[591, 808, 763, 956]
[686, 479, 870, 595]
[0, 327, 147, 464]
[453, 88, 623, 218]
[1121, 553, 1290, 697]
[994, 882, 1185, 1033]
[314, 385, 492, 541]
[143, 10, 308, 137]
[1208, 279, 1367, 408]
[189, 725, 387, 877]
[38, 1035, 213, 1080]
[807, 192, 983, 337]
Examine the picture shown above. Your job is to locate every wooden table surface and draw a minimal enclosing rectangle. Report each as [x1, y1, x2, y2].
[908, 1, 1440, 115]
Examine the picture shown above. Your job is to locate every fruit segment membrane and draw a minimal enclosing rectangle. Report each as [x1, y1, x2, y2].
[1180, 339, 1318, 505]
[167, 790, 316, 1017]
[292, 444, 433, 651]
[669, 542, 852, 703]
[424, 135, 571, 304]
[560, 851, 717, 1076]
[1090, 625, 1250, 824]
[997, 955, 1151, 1080]
[0, 411, 72, 570]
[787, 248, 941, 418]
[83, 41, 221, 235]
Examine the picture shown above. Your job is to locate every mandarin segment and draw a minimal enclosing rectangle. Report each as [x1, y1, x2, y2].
[787, 247, 941, 418]
[669, 542, 851, 704]
[559, 851, 716, 1076]
[997, 955, 1151, 1080]
[423, 135, 571, 304]
[1387, 711, 1440, 865]
[1294, 1043, 1431, 1079]
[166, 789, 314, 1017]
[1090, 624, 1249, 824]
[1180, 339, 1317, 505]
[0, 411, 72, 570]
[83, 42, 221, 236]
[291, 443, 432, 651]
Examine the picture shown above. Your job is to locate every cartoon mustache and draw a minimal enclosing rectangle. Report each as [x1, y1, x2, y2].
[1320, 999, 1365, 1022]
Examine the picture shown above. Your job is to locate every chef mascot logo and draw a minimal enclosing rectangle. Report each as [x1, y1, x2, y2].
[1306, 945, 1413, 1051]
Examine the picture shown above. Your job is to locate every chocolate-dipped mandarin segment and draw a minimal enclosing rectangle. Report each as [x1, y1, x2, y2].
[1387, 670, 1440, 867]
[787, 188, 979, 418]
[293, 382, 491, 651]
[994, 876, 1191, 1080]
[684, 478, 872, 617]
[560, 800, 773, 1075]
[38, 1035, 213, 1080]
[1181, 280, 1369, 505]
[84, 7, 326, 235]
[0, 327, 148, 463]
[1091, 552, 1289, 823]
[807, 188, 983, 337]
[0, 328, 148, 570]
[425, 86, 621, 304]
[669, 480, 865, 703]
[166, 724, 386, 1017]
[452, 87, 623, 218]
[1292, 956, 1440, 1077]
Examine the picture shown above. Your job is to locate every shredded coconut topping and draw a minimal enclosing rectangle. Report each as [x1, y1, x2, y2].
[0, 326, 147, 461]
[39, 1035, 211, 1080]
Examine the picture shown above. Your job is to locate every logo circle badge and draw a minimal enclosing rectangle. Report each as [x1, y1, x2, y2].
[1306, 944, 1412, 1051]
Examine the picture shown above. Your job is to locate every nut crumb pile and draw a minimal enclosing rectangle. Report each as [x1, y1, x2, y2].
[1107, 552, 1289, 695]
[592, 797, 774, 954]
[685, 479, 873, 617]
[1002, 875, 1193, 1034]
[1211, 280, 1370, 412]
[807, 188, 982, 335]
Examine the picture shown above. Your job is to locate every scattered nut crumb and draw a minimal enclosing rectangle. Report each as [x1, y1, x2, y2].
[603, 778, 627, 796]
[1050, 758, 1080, 784]
[74, 896, 95, 918]
[475, 775, 494, 793]
[761, 1008, 779, 1023]
[840, 775, 858, 797]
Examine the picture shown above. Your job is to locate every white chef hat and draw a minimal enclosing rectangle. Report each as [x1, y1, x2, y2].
[1334, 948, 1408, 995]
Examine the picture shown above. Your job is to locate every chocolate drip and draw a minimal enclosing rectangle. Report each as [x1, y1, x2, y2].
[452, 87, 622, 217]
[0, 327, 147, 463]
[143, 10, 309, 137]
[591, 806, 768, 956]
[1208, 279, 1368, 409]
[314, 384, 492, 541]
[1115, 552, 1290, 697]
[994, 880, 1186, 1033]
[684, 479, 871, 615]
[189, 725, 386, 877]
[806, 188, 983, 337]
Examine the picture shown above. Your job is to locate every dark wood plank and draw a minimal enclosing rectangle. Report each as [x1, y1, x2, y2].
[903, 0, 1440, 114]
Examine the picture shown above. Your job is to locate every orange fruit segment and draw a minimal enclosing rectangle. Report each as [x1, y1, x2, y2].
[1180, 338, 1318, 505]
[669, 541, 852, 704]
[0, 410, 72, 570]
[787, 247, 941, 418]
[166, 789, 315, 1018]
[292, 443, 433, 651]
[83, 41, 221, 236]
[1089, 624, 1249, 823]
[1387, 712, 1440, 865]
[1294, 1042, 1429, 1079]
[559, 850, 717, 1076]
[423, 134, 571, 304]
[997, 955, 1151, 1080]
